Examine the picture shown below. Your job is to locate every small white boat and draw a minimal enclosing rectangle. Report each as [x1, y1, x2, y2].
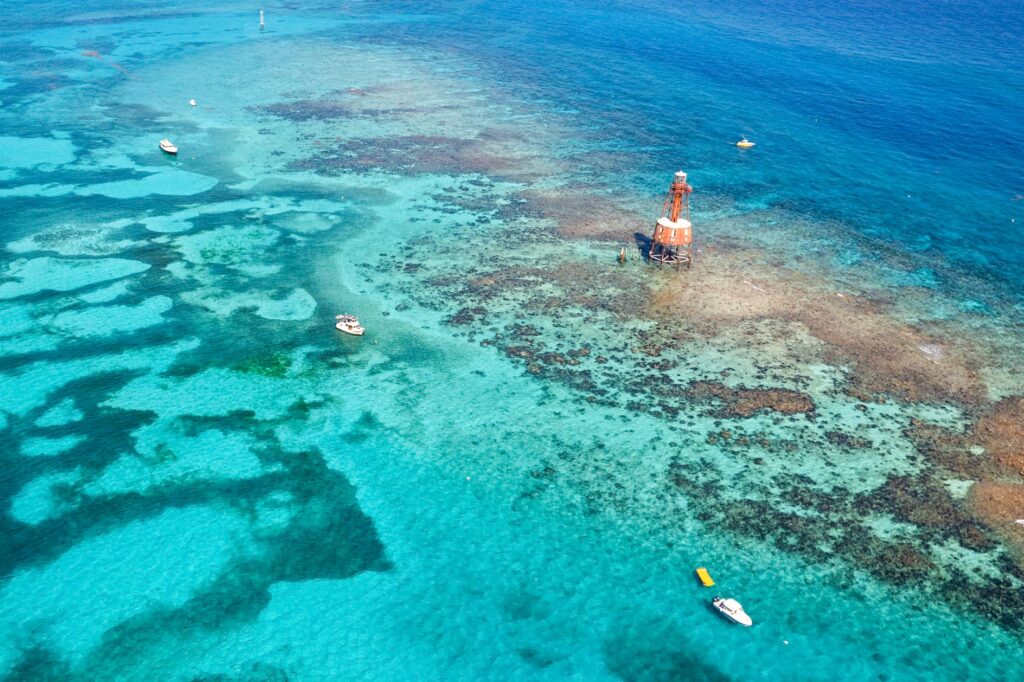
[335, 314, 365, 336]
[159, 138, 178, 155]
[736, 137, 756, 149]
[712, 597, 753, 626]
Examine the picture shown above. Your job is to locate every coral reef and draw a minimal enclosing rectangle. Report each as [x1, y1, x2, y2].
[973, 397, 1024, 476]
[685, 380, 815, 418]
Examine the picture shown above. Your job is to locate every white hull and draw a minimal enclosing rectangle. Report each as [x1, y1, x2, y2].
[335, 323, 364, 336]
[712, 598, 753, 626]
[335, 314, 364, 336]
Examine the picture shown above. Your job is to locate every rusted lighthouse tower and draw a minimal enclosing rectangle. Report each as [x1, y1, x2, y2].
[649, 170, 693, 269]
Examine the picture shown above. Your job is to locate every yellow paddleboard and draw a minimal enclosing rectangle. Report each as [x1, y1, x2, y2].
[696, 567, 715, 587]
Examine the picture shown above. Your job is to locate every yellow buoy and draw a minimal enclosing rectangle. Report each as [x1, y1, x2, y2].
[696, 567, 715, 587]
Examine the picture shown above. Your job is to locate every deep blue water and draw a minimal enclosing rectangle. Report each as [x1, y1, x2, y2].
[397, 0, 1024, 288]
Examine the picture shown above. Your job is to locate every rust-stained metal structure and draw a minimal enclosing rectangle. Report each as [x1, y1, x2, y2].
[649, 170, 693, 269]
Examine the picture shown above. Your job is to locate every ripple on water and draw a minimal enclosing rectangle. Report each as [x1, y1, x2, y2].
[0, 332, 61, 357]
[76, 169, 219, 199]
[85, 421, 269, 499]
[77, 280, 131, 304]
[0, 168, 218, 200]
[7, 223, 143, 257]
[135, 196, 351, 234]
[41, 295, 173, 339]
[9, 421, 274, 528]
[33, 397, 84, 428]
[0, 338, 198, 418]
[179, 287, 318, 321]
[0, 303, 36, 337]
[0, 256, 149, 300]
[0, 505, 250, 673]
[9, 468, 84, 525]
[102, 366, 319, 420]
[19, 434, 86, 458]
[0, 135, 76, 171]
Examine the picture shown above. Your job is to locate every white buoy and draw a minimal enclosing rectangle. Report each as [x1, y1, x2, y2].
[259, 9, 265, 30]
[188, 98, 197, 107]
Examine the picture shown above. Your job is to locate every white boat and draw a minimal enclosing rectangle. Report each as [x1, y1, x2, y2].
[159, 138, 178, 155]
[335, 314, 365, 336]
[736, 137, 756, 149]
[712, 597, 753, 626]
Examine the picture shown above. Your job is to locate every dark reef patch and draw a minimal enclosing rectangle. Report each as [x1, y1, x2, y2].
[602, 617, 733, 682]
[857, 475, 961, 528]
[72, 449, 390, 678]
[290, 135, 520, 178]
[448, 306, 487, 325]
[253, 98, 397, 122]
[903, 420, 984, 477]
[685, 380, 815, 418]
[1, 642, 73, 682]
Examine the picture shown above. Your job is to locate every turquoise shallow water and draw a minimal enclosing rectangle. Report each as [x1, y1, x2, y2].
[2, 1, 1024, 680]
